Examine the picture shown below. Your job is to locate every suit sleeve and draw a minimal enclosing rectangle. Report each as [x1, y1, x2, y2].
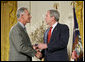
[48, 25, 69, 52]
[10, 28, 37, 57]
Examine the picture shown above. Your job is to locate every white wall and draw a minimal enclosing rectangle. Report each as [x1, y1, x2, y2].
[17, 1, 74, 60]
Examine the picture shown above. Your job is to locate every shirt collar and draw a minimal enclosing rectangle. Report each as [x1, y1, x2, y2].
[18, 21, 25, 29]
[52, 22, 58, 29]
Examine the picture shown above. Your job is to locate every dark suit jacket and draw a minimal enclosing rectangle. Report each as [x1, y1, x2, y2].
[9, 22, 36, 61]
[43, 23, 69, 61]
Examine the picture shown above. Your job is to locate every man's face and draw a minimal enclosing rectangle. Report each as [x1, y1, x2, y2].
[22, 10, 31, 23]
[45, 11, 52, 25]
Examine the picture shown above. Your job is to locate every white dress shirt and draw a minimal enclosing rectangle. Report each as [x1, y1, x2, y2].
[51, 22, 58, 34]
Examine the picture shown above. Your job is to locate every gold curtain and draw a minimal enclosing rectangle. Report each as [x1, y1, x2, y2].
[1, 1, 17, 61]
[75, 1, 84, 48]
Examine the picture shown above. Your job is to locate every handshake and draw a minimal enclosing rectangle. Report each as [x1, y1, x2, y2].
[32, 43, 47, 59]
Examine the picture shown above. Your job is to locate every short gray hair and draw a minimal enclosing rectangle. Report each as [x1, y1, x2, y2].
[17, 7, 28, 19]
[48, 9, 60, 21]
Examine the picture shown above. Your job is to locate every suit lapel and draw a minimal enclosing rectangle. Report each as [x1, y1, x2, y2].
[49, 23, 60, 43]
[16, 22, 32, 46]
[16, 22, 29, 39]
[17, 22, 24, 31]
[44, 23, 60, 44]
[52, 23, 59, 35]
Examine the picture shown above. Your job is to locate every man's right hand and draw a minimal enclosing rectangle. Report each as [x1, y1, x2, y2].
[37, 43, 47, 50]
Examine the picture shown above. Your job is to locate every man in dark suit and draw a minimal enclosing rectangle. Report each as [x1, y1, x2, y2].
[37, 9, 69, 61]
[9, 7, 42, 61]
